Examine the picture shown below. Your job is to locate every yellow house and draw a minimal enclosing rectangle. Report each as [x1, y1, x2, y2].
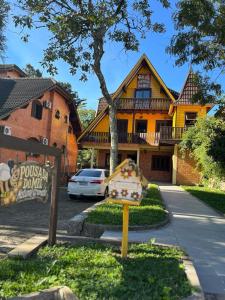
[78, 54, 212, 184]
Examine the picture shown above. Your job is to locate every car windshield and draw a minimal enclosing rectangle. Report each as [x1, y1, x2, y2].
[75, 170, 102, 177]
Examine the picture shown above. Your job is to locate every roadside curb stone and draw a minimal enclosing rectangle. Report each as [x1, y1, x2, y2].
[8, 286, 78, 300]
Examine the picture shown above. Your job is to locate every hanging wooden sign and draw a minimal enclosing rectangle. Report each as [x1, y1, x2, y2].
[0, 161, 51, 206]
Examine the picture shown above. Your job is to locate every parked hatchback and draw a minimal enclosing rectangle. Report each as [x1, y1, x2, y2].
[67, 168, 109, 199]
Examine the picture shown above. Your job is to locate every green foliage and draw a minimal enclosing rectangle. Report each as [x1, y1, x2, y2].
[167, 0, 225, 105]
[86, 184, 167, 226]
[77, 108, 96, 168]
[183, 186, 225, 214]
[0, 243, 191, 299]
[180, 117, 225, 186]
[58, 81, 86, 107]
[169, 1, 225, 71]
[24, 63, 42, 77]
[78, 108, 95, 129]
[0, 0, 9, 56]
[13, 1, 168, 79]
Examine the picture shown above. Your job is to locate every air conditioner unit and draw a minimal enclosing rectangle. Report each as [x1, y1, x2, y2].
[41, 137, 49, 145]
[43, 100, 52, 109]
[0, 125, 12, 136]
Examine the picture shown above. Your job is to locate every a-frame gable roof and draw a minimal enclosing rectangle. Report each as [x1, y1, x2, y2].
[78, 54, 175, 142]
[175, 68, 199, 105]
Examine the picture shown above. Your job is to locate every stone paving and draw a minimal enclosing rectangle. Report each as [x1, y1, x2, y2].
[102, 184, 225, 297]
[0, 188, 98, 256]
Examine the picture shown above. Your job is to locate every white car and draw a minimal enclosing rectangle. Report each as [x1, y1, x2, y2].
[67, 168, 109, 198]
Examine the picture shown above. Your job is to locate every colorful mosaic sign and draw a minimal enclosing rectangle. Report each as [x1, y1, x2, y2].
[106, 159, 147, 206]
[0, 161, 51, 206]
[137, 74, 150, 88]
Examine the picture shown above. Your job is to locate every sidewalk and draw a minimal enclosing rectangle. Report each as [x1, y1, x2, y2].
[102, 184, 225, 296]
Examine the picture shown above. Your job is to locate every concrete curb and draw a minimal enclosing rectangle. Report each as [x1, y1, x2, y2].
[66, 194, 170, 238]
[8, 286, 78, 300]
[183, 257, 205, 300]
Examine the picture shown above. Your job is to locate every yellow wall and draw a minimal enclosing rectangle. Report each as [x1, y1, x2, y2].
[94, 113, 172, 133]
[92, 65, 208, 134]
[174, 105, 207, 127]
[120, 65, 168, 99]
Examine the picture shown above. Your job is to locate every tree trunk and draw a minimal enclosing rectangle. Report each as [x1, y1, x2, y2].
[92, 32, 118, 173]
[109, 103, 118, 174]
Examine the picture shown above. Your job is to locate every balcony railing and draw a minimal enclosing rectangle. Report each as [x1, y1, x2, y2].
[82, 132, 160, 145]
[159, 127, 186, 140]
[115, 98, 171, 111]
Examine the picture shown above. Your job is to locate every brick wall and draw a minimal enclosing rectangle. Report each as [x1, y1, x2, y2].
[0, 90, 78, 174]
[97, 149, 172, 182]
[139, 150, 172, 182]
[176, 150, 201, 185]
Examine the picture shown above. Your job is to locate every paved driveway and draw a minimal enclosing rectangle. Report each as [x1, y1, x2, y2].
[0, 188, 98, 255]
[102, 184, 225, 297]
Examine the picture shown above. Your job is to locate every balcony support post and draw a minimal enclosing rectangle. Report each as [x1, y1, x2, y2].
[137, 149, 140, 167]
[90, 148, 94, 168]
[172, 144, 178, 185]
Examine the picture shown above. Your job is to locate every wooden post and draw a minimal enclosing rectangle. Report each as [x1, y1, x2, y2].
[48, 155, 61, 246]
[137, 149, 140, 167]
[121, 204, 129, 258]
[90, 148, 94, 168]
[172, 144, 178, 185]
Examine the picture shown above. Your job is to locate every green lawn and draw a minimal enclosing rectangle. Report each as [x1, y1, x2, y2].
[183, 186, 225, 214]
[0, 243, 192, 300]
[86, 184, 167, 226]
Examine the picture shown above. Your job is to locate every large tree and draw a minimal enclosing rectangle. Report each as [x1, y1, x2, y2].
[14, 0, 169, 173]
[0, 0, 9, 57]
[168, 0, 225, 106]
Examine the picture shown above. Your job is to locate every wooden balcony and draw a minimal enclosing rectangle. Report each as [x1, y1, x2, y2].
[115, 98, 171, 111]
[160, 127, 186, 143]
[81, 127, 186, 146]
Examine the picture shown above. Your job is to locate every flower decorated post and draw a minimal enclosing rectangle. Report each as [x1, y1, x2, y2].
[105, 159, 148, 258]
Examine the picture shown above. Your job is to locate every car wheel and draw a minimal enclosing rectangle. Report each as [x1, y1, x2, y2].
[68, 194, 76, 200]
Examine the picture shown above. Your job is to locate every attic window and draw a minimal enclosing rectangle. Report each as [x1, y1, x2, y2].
[185, 112, 197, 126]
[137, 74, 150, 88]
[31, 100, 43, 120]
[55, 110, 60, 119]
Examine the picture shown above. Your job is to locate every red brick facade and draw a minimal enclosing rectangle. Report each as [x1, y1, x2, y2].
[176, 150, 201, 185]
[0, 70, 79, 175]
[97, 149, 172, 182]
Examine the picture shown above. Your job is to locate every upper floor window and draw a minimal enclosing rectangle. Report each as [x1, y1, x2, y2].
[55, 110, 61, 119]
[135, 88, 151, 99]
[64, 115, 68, 123]
[137, 74, 150, 88]
[31, 100, 43, 120]
[185, 112, 197, 126]
[135, 120, 147, 133]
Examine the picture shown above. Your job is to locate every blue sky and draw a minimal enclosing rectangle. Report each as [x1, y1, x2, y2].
[3, 1, 224, 111]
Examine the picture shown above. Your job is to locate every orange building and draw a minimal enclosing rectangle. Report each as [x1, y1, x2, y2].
[0, 64, 81, 175]
[78, 54, 212, 184]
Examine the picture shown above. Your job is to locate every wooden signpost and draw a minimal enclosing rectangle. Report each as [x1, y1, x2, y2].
[0, 133, 61, 246]
[105, 159, 148, 258]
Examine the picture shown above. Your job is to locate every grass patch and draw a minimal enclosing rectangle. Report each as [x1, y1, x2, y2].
[0, 243, 192, 299]
[183, 186, 225, 214]
[86, 184, 167, 226]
